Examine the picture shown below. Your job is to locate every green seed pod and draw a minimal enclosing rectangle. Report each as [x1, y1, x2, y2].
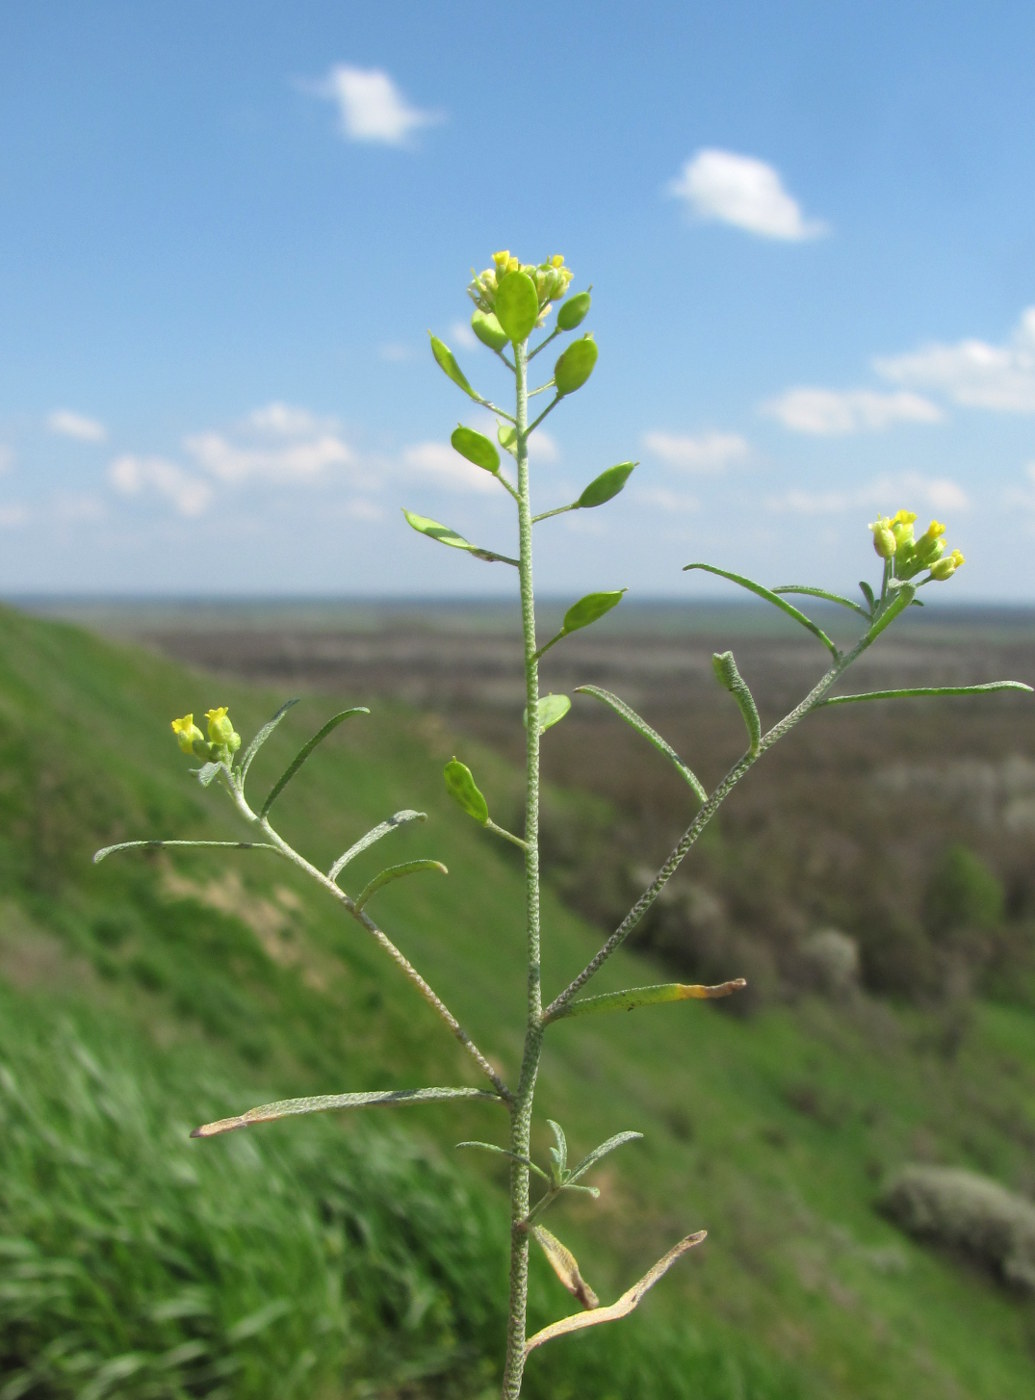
[557, 290, 591, 331]
[554, 336, 598, 396]
[562, 588, 626, 636]
[524, 693, 571, 735]
[498, 423, 518, 458]
[471, 309, 509, 351]
[429, 335, 481, 402]
[451, 426, 500, 474]
[577, 461, 636, 509]
[443, 757, 489, 824]
[494, 270, 540, 343]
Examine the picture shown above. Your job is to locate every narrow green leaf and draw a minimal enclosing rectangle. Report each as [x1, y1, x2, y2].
[821, 681, 1033, 707]
[192, 1086, 501, 1137]
[429, 335, 483, 402]
[354, 859, 448, 912]
[525, 1231, 707, 1353]
[470, 308, 509, 351]
[450, 425, 500, 474]
[402, 510, 518, 565]
[328, 809, 427, 882]
[545, 979, 748, 1023]
[524, 693, 571, 735]
[260, 707, 369, 819]
[859, 579, 876, 612]
[684, 563, 838, 657]
[574, 684, 707, 802]
[444, 757, 489, 824]
[566, 1130, 644, 1186]
[94, 838, 279, 865]
[547, 1119, 568, 1178]
[556, 289, 591, 331]
[494, 269, 540, 342]
[238, 698, 300, 784]
[711, 651, 762, 755]
[577, 461, 636, 509]
[554, 335, 598, 395]
[456, 1141, 550, 1180]
[772, 584, 870, 621]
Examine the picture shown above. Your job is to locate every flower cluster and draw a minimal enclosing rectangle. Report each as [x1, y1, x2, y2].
[869, 510, 964, 581]
[171, 706, 241, 762]
[468, 251, 573, 320]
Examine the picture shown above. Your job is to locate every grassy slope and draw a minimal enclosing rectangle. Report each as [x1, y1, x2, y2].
[1, 601, 1033, 1398]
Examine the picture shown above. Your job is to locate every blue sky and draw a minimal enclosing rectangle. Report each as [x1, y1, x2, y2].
[2, 0, 1034, 603]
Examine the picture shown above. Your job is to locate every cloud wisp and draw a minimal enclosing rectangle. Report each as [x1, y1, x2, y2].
[48, 409, 107, 442]
[643, 429, 750, 472]
[766, 473, 970, 517]
[305, 65, 443, 147]
[667, 149, 828, 241]
[875, 307, 1035, 412]
[762, 387, 943, 435]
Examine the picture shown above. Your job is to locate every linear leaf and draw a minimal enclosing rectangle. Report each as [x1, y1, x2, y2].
[260, 708, 369, 818]
[524, 1231, 707, 1354]
[192, 1086, 500, 1138]
[328, 809, 427, 882]
[455, 1141, 550, 1180]
[574, 685, 707, 803]
[711, 651, 762, 755]
[545, 979, 747, 1023]
[684, 563, 838, 657]
[93, 838, 279, 865]
[353, 859, 448, 912]
[566, 1130, 643, 1186]
[238, 698, 299, 784]
[821, 681, 1033, 707]
[772, 584, 870, 621]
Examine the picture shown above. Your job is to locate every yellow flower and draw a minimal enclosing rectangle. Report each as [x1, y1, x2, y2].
[869, 516, 897, 559]
[929, 548, 965, 581]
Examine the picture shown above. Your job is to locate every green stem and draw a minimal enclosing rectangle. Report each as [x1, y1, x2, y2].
[226, 784, 511, 1102]
[501, 339, 543, 1400]
[544, 626, 884, 1020]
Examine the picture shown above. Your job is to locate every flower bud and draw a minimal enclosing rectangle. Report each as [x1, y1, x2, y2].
[171, 713, 204, 755]
[929, 548, 964, 581]
[914, 520, 946, 566]
[869, 517, 897, 559]
[205, 706, 236, 745]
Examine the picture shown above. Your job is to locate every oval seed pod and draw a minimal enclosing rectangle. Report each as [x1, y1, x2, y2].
[451, 426, 500, 474]
[443, 757, 489, 824]
[429, 335, 480, 401]
[577, 461, 636, 508]
[562, 588, 625, 636]
[554, 336, 598, 396]
[494, 270, 540, 343]
[556, 290, 591, 331]
[471, 309, 509, 351]
[498, 422, 518, 458]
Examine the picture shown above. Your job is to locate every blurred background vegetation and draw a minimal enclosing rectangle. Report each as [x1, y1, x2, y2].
[2, 597, 1033, 1397]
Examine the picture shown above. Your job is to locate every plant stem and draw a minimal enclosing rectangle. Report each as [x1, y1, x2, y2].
[501, 340, 543, 1399]
[545, 627, 884, 1020]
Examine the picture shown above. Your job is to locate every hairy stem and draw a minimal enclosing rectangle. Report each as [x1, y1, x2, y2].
[501, 340, 543, 1400]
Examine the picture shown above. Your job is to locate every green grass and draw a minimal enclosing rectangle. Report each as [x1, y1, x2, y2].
[2, 600, 1035, 1397]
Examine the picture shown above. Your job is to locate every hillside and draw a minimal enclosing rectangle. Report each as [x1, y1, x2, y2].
[1, 600, 1034, 1398]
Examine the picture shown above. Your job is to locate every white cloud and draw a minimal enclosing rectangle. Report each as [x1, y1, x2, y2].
[55, 493, 107, 523]
[0, 503, 29, 528]
[762, 387, 943, 435]
[400, 441, 499, 494]
[642, 430, 750, 472]
[48, 409, 107, 442]
[185, 403, 352, 484]
[874, 308, 1035, 412]
[306, 65, 443, 146]
[449, 320, 478, 350]
[108, 455, 213, 517]
[378, 342, 414, 362]
[667, 149, 828, 241]
[635, 486, 700, 513]
[765, 473, 970, 516]
[243, 402, 338, 436]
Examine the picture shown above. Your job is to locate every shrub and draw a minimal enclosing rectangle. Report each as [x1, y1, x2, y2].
[878, 1163, 1035, 1292]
